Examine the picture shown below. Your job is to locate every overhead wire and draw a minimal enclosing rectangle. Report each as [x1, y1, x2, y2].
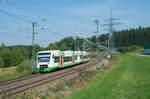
[0, 8, 32, 23]
[5, 1, 92, 35]
[7, 1, 93, 35]
[2, 1, 46, 30]
[6, 1, 42, 20]
[1, 1, 96, 47]
[0, 24, 31, 33]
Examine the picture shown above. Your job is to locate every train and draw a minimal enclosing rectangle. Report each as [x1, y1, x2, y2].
[36, 50, 89, 72]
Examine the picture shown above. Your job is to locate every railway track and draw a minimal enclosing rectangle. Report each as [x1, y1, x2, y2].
[0, 74, 41, 86]
[0, 59, 96, 97]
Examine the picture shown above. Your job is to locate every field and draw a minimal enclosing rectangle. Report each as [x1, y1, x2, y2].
[67, 54, 150, 99]
[0, 60, 32, 81]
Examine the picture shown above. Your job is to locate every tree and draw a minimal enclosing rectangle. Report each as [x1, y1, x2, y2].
[114, 26, 150, 47]
[60, 43, 70, 50]
[0, 50, 25, 67]
[47, 43, 59, 50]
[0, 56, 4, 67]
[56, 36, 75, 50]
[0, 43, 6, 51]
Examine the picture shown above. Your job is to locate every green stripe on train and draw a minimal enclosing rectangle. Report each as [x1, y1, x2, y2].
[63, 63, 73, 67]
[37, 67, 57, 72]
[37, 60, 88, 72]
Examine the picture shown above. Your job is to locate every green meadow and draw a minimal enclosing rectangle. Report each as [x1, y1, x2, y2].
[67, 54, 150, 99]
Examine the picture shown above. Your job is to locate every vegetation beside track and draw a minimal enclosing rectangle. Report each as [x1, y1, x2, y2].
[6, 56, 108, 99]
[0, 60, 32, 81]
[67, 54, 150, 99]
[1, 53, 150, 99]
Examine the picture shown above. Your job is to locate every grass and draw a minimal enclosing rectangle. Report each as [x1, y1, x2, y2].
[0, 66, 17, 81]
[52, 81, 65, 93]
[0, 60, 32, 81]
[4, 56, 109, 99]
[66, 54, 150, 99]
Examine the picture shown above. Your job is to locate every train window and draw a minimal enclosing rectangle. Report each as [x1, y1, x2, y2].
[64, 57, 72, 62]
[80, 55, 82, 58]
[75, 55, 78, 60]
[38, 53, 51, 55]
[55, 56, 59, 63]
[83, 55, 87, 59]
[38, 57, 50, 62]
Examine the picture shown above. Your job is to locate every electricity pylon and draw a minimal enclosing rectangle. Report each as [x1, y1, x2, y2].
[31, 22, 37, 73]
[94, 19, 99, 69]
[103, 10, 121, 54]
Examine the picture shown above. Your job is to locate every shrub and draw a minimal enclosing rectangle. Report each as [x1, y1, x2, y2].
[0, 56, 4, 67]
[117, 45, 141, 53]
[16, 60, 32, 76]
[52, 82, 65, 93]
[128, 45, 139, 52]
[117, 47, 128, 53]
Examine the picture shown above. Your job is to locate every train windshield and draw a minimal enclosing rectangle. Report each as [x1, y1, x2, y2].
[38, 53, 51, 56]
[38, 57, 50, 62]
[38, 52, 51, 62]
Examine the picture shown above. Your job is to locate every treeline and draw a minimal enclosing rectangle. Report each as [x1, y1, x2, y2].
[0, 26, 150, 68]
[0, 36, 94, 68]
[114, 26, 150, 47]
[0, 37, 78, 68]
[0, 44, 45, 68]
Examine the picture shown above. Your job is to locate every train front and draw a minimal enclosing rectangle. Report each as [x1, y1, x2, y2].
[36, 51, 51, 72]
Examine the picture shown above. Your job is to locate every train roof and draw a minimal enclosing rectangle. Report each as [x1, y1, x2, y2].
[38, 50, 88, 53]
[38, 50, 60, 53]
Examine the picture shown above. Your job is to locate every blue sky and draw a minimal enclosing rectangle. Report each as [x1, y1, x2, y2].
[0, 0, 150, 47]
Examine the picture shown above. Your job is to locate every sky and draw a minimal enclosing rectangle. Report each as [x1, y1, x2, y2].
[0, 0, 150, 47]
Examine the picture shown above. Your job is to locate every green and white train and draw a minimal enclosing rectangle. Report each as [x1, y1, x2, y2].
[36, 50, 89, 72]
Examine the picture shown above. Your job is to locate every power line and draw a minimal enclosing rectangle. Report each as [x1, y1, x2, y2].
[3, 0, 94, 37]
[6, 2, 92, 37]
[1, 2, 94, 47]
[6, 1, 41, 20]
[4, 2, 92, 34]
[0, 24, 31, 33]
[5, 1, 47, 30]
[0, 8, 32, 23]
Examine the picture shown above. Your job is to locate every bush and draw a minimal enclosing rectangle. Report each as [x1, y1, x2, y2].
[117, 45, 140, 53]
[16, 59, 32, 72]
[16, 60, 32, 75]
[0, 56, 4, 67]
[0, 50, 25, 67]
[128, 45, 139, 52]
[117, 47, 129, 53]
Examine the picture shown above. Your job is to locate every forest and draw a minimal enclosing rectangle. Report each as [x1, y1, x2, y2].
[0, 26, 150, 68]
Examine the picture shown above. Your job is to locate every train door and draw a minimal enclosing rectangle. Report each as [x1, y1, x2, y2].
[72, 54, 75, 65]
[53, 55, 59, 67]
[60, 54, 63, 68]
[77, 53, 80, 63]
[51, 54, 55, 66]
[82, 55, 84, 63]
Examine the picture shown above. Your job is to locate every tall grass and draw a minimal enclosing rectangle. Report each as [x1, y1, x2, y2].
[0, 59, 33, 81]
